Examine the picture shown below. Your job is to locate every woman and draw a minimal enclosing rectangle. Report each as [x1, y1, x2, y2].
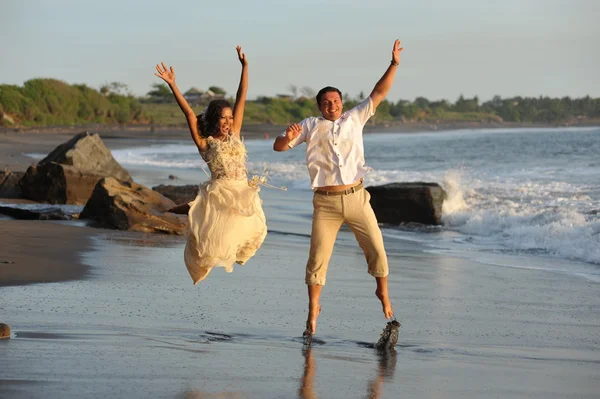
[154, 46, 266, 283]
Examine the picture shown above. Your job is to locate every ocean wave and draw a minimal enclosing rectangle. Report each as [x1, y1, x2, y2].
[440, 169, 600, 266]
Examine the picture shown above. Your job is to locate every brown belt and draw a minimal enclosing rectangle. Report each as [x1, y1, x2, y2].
[315, 181, 364, 196]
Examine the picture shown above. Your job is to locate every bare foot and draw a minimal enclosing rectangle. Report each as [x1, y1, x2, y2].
[167, 203, 190, 215]
[305, 304, 322, 335]
[376, 289, 394, 319]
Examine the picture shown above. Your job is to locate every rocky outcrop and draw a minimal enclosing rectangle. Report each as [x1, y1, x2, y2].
[366, 182, 446, 225]
[80, 177, 187, 234]
[0, 205, 75, 220]
[0, 169, 24, 198]
[152, 184, 198, 205]
[19, 132, 131, 204]
[39, 131, 131, 181]
[19, 163, 105, 205]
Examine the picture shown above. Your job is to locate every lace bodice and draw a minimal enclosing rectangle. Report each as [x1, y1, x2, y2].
[201, 135, 248, 180]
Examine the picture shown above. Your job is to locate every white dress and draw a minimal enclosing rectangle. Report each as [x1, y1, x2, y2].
[184, 134, 267, 284]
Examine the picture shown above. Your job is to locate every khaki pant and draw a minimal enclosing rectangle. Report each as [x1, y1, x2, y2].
[305, 187, 389, 285]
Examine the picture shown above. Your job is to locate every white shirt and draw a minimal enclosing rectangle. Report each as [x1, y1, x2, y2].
[284, 97, 375, 189]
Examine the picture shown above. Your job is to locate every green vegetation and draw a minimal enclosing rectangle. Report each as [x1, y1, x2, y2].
[1, 78, 599, 128]
[0, 79, 147, 127]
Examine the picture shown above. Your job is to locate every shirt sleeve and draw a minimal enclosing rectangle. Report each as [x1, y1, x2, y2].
[280, 118, 309, 148]
[349, 97, 375, 126]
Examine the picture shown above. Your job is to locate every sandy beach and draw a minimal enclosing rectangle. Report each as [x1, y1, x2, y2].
[1, 128, 599, 398]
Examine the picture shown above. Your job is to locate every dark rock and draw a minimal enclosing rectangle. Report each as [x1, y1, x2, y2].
[80, 177, 187, 235]
[366, 182, 446, 225]
[0, 169, 24, 198]
[152, 184, 198, 205]
[39, 131, 131, 181]
[19, 162, 104, 205]
[168, 174, 178, 180]
[18, 132, 132, 204]
[0, 205, 75, 220]
[0, 323, 10, 339]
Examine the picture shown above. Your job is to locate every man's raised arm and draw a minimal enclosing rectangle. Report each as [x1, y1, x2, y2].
[369, 40, 403, 109]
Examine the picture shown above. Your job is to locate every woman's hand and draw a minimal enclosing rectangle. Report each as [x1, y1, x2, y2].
[236, 45, 247, 67]
[155, 62, 176, 85]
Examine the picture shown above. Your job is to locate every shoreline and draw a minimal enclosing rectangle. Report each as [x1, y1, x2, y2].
[2, 119, 599, 138]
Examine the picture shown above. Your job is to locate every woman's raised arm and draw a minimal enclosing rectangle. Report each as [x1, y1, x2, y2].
[155, 62, 205, 151]
[232, 45, 248, 136]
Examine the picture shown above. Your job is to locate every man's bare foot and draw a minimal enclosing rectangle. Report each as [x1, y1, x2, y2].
[306, 304, 322, 335]
[376, 289, 394, 319]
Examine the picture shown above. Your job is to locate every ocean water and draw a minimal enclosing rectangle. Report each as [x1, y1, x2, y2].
[111, 126, 600, 282]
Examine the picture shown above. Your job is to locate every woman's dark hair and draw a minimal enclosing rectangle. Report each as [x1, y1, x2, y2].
[197, 99, 233, 137]
[316, 86, 343, 106]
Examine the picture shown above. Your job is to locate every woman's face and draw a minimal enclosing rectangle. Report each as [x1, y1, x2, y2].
[217, 107, 234, 135]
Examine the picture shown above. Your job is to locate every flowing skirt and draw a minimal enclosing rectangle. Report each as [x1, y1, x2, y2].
[184, 178, 267, 284]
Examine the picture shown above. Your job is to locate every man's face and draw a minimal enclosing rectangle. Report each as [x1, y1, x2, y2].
[318, 92, 343, 121]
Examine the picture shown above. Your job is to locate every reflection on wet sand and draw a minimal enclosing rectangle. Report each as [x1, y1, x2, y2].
[298, 348, 397, 399]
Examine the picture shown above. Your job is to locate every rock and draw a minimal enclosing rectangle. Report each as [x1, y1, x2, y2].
[168, 174, 178, 180]
[366, 182, 446, 225]
[0, 205, 75, 220]
[0, 323, 10, 339]
[18, 132, 132, 204]
[0, 169, 24, 198]
[152, 184, 198, 205]
[19, 162, 105, 205]
[39, 131, 131, 181]
[80, 177, 187, 234]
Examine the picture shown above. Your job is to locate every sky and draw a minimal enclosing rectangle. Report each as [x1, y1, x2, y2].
[2, 0, 599, 103]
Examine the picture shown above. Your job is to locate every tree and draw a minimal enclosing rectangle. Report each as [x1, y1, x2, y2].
[146, 83, 172, 102]
[288, 84, 298, 99]
[100, 82, 131, 97]
[208, 86, 226, 96]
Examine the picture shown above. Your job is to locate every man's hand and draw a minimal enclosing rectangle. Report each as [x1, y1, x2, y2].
[391, 39, 403, 66]
[285, 123, 302, 141]
[154, 62, 176, 85]
[236, 45, 247, 67]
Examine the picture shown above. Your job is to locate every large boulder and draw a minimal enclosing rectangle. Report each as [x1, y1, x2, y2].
[152, 184, 198, 205]
[366, 182, 446, 225]
[39, 131, 131, 181]
[80, 177, 187, 235]
[19, 132, 131, 204]
[0, 169, 24, 198]
[19, 163, 105, 204]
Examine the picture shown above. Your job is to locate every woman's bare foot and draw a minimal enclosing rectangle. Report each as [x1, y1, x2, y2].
[167, 203, 190, 215]
[306, 304, 322, 335]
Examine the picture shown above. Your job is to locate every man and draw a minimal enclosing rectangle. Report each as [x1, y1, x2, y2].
[273, 40, 403, 337]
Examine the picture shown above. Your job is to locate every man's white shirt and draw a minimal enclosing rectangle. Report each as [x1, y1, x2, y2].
[284, 97, 375, 189]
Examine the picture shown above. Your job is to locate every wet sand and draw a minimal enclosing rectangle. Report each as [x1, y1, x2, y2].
[1, 129, 600, 398]
[1, 219, 599, 398]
